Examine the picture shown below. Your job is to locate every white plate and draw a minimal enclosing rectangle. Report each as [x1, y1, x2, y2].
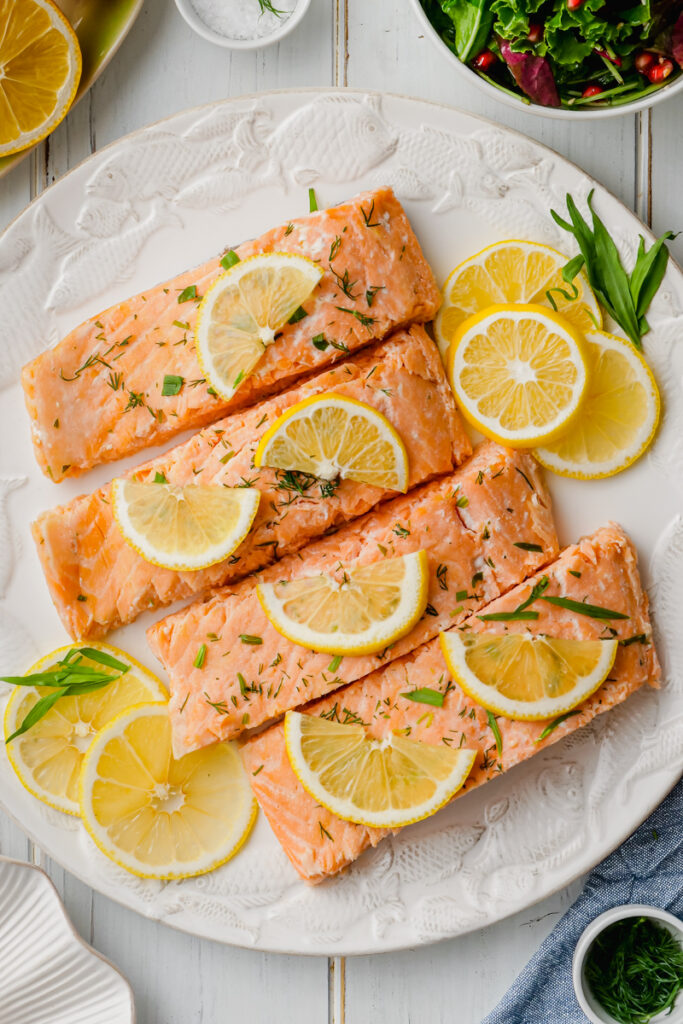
[0, 856, 134, 1023]
[0, 89, 682, 956]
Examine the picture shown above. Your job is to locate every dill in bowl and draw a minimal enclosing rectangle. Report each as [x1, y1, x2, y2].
[585, 916, 683, 1024]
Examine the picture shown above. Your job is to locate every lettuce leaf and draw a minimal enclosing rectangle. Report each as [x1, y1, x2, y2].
[442, 0, 494, 60]
[673, 11, 683, 66]
[499, 38, 560, 105]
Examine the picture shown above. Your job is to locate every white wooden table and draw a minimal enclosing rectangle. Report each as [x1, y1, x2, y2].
[0, 2, 680, 1020]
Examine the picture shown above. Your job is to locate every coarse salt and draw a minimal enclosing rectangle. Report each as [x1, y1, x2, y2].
[190, 0, 296, 40]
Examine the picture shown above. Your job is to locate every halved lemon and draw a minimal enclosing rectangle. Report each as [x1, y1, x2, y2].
[0, 0, 82, 158]
[440, 630, 618, 721]
[80, 703, 257, 879]
[112, 479, 260, 572]
[254, 393, 409, 492]
[448, 303, 588, 447]
[257, 550, 429, 656]
[534, 329, 660, 479]
[4, 643, 167, 815]
[284, 710, 476, 828]
[434, 240, 601, 360]
[195, 252, 324, 400]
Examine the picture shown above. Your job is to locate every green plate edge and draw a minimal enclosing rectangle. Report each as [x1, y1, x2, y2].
[0, 0, 144, 179]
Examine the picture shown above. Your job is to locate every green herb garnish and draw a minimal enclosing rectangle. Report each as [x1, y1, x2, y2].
[478, 609, 540, 622]
[514, 541, 543, 552]
[585, 916, 683, 1024]
[2, 647, 130, 743]
[240, 634, 263, 646]
[220, 249, 240, 270]
[161, 374, 184, 396]
[540, 595, 628, 620]
[536, 709, 581, 742]
[194, 644, 207, 669]
[550, 191, 675, 350]
[328, 655, 343, 672]
[153, 471, 167, 484]
[486, 710, 503, 754]
[289, 306, 308, 324]
[401, 687, 445, 708]
[177, 285, 197, 303]
[308, 187, 318, 213]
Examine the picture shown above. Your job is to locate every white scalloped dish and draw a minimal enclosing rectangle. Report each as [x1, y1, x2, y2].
[0, 90, 682, 956]
[0, 856, 134, 1024]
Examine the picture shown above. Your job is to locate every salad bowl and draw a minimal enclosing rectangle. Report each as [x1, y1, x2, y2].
[411, 0, 683, 119]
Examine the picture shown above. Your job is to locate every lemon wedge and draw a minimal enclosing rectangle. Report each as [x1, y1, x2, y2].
[195, 252, 323, 400]
[4, 643, 167, 815]
[254, 393, 409, 492]
[257, 550, 428, 656]
[439, 631, 618, 721]
[534, 329, 660, 479]
[112, 479, 260, 572]
[79, 703, 257, 879]
[0, 0, 82, 157]
[447, 303, 588, 447]
[434, 240, 601, 360]
[284, 710, 476, 828]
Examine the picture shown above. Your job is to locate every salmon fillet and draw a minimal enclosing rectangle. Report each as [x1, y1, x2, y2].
[22, 188, 440, 482]
[148, 443, 557, 757]
[241, 524, 660, 883]
[32, 327, 469, 640]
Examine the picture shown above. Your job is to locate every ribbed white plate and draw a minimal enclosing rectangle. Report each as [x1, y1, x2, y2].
[0, 857, 134, 1024]
[0, 90, 682, 955]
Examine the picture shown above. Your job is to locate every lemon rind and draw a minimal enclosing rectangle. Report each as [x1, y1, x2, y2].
[256, 550, 429, 656]
[284, 710, 477, 829]
[79, 702, 257, 880]
[195, 252, 324, 402]
[434, 238, 602, 359]
[0, 0, 82, 159]
[4, 642, 167, 816]
[439, 631, 619, 722]
[534, 329, 660, 480]
[111, 479, 260, 572]
[254, 392, 410, 493]
[447, 303, 589, 448]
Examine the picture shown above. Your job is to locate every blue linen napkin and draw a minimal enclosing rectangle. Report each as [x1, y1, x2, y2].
[482, 779, 683, 1024]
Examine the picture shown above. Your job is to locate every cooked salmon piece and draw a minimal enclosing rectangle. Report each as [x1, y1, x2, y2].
[32, 328, 469, 640]
[22, 189, 440, 482]
[148, 443, 557, 757]
[241, 524, 660, 883]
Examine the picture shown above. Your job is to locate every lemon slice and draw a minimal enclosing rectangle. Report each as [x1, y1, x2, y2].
[195, 252, 324, 400]
[254, 393, 409, 492]
[440, 631, 618, 721]
[257, 550, 428, 656]
[4, 643, 167, 815]
[434, 240, 601, 360]
[112, 479, 260, 572]
[534, 329, 660, 479]
[284, 710, 476, 828]
[448, 303, 588, 447]
[0, 0, 82, 157]
[80, 703, 257, 879]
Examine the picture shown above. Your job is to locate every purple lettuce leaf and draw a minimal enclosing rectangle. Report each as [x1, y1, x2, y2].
[673, 12, 683, 68]
[499, 38, 560, 107]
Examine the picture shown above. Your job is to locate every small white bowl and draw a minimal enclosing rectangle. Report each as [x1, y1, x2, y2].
[174, 0, 312, 50]
[573, 904, 683, 1024]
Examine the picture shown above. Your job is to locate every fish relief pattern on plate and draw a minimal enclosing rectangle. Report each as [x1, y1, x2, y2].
[0, 91, 683, 954]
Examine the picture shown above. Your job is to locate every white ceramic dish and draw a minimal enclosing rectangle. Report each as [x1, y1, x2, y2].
[0, 89, 682, 955]
[573, 905, 683, 1024]
[0, 856, 134, 1024]
[174, 0, 311, 50]
[408, 0, 683, 120]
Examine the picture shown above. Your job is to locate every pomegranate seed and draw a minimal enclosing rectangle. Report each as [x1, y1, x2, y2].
[635, 51, 656, 73]
[582, 85, 604, 98]
[473, 49, 497, 72]
[567, 0, 583, 9]
[528, 23, 543, 43]
[647, 59, 674, 83]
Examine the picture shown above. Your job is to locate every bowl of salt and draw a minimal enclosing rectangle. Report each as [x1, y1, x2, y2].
[174, 0, 311, 49]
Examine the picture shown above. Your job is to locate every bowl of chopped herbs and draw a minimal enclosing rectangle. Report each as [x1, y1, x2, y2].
[413, 1, 683, 117]
[573, 905, 683, 1024]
